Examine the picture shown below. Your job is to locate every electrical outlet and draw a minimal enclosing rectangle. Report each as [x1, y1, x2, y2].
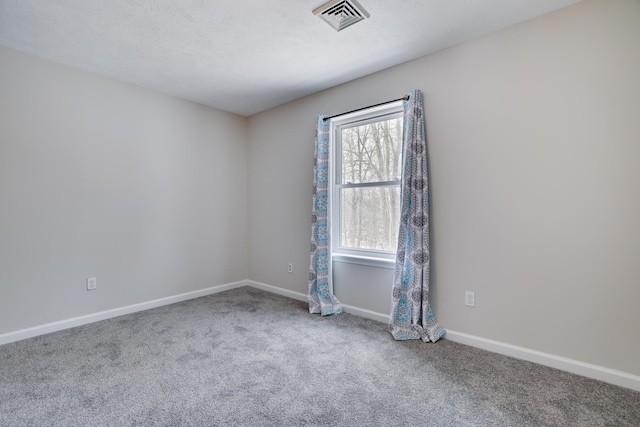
[87, 277, 97, 291]
[465, 291, 475, 307]
[287, 263, 293, 273]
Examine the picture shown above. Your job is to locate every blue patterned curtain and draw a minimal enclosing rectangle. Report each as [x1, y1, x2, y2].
[308, 115, 343, 316]
[389, 90, 445, 342]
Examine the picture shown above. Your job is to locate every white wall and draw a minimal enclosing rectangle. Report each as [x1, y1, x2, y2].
[0, 46, 248, 335]
[248, 0, 640, 376]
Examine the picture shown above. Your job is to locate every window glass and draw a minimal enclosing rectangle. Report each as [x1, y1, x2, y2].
[340, 118, 402, 185]
[332, 105, 403, 260]
[339, 186, 400, 252]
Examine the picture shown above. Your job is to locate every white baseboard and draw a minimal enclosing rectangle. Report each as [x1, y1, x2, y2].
[246, 280, 391, 323]
[247, 280, 640, 391]
[340, 303, 389, 323]
[444, 330, 640, 392]
[0, 280, 248, 346]
[2, 279, 638, 392]
[246, 280, 307, 302]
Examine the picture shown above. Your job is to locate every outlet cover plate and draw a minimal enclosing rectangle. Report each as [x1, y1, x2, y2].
[87, 277, 97, 290]
[465, 291, 475, 307]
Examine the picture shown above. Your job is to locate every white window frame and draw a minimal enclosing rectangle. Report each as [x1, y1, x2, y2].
[329, 101, 403, 269]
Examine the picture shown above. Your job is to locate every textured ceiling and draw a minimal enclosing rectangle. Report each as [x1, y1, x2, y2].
[0, 0, 582, 116]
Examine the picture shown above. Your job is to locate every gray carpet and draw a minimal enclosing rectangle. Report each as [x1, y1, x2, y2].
[1, 287, 638, 426]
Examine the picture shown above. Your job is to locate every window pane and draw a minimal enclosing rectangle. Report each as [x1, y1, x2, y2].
[341, 117, 402, 184]
[340, 186, 400, 252]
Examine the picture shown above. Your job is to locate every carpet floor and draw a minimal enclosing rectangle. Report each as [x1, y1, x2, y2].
[1, 286, 639, 426]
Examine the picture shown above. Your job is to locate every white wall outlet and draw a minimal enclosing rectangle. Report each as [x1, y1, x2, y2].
[287, 263, 293, 273]
[87, 277, 97, 291]
[465, 291, 475, 307]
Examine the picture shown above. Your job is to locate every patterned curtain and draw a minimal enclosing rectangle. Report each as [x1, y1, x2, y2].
[389, 90, 445, 342]
[308, 115, 343, 316]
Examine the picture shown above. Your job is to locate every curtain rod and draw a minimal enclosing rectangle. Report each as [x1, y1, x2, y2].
[322, 95, 409, 122]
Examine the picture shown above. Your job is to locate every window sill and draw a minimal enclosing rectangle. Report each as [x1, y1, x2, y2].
[332, 253, 396, 269]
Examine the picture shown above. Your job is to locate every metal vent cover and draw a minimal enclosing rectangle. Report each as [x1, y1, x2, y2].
[313, 0, 370, 32]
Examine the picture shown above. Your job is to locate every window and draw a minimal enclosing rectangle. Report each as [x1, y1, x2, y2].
[331, 102, 403, 265]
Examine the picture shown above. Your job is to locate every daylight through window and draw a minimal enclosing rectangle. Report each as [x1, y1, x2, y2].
[332, 103, 403, 260]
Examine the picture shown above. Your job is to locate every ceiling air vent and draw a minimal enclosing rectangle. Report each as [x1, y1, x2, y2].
[313, 0, 370, 32]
